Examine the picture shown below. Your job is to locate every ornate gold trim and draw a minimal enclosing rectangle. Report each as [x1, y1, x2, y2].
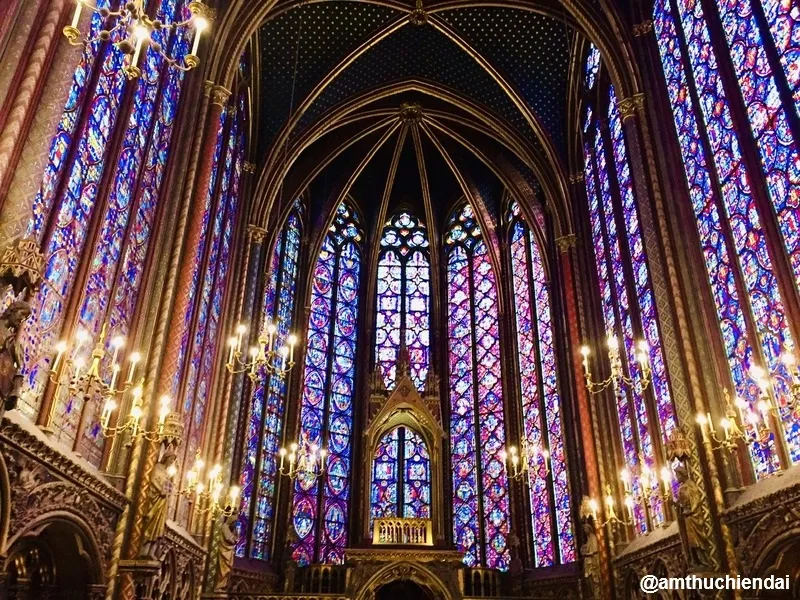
[246, 224, 267, 243]
[569, 172, 585, 185]
[209, 84, 232, 107]
[617, 96, 637, 121]
[1, 413, 128, 508]
[409, 0, 427, 25]
[633, 20, 654, 37]
[0, 238, 45, 294]
[555, 234, 577, 253]
[242, 161, 257, 174]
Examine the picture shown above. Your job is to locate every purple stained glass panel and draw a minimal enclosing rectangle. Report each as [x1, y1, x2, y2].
[673, 0, 790, 469]
[292, 202, 360, 566]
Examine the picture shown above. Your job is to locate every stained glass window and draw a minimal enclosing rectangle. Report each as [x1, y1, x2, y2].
[375, 212, 430, 390]
[585, 43, 600, 89]
[180, 105, 245, 477]
[653, 0, 799, 471]
[445, 204, 510, 571]
[762, 0, 800, 118]
[292, 201, 362, 566]
[581, 85, 680, 530]
[369, 426, 431, 528]
[16, 1, 192, 436]
[507, 202, 575, 566]
[238, 200, 303, 560]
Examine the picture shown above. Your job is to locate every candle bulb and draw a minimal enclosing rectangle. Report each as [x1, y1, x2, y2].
[158, 395, 171, 425]
[579, 346, 590, 374]
[660, 467, 672, 493]
[109, 363, 121, 392]
[706, 412, 715, 435]
[110, 336, 124, 369]
[620, 469, 631, 493]
[52, 340, 68, 373]
[319, 448, 328, 472]
[588, 498, 599, 521]
[236, 324, 247, 353]
[758, 400, 770, 425]
[74, 330, 89, 355]
[126, 352, 141, 384]
[227, 337, 237, 365]
[288, 334, 298, 362]
[279, 447, 287, 471]
[190, 14, 208, 57]
[71, 0, 83, 28]
[130, 24, 149, 73]
[720, 417, 731, 441]
[249, 347, 259, 374]
[279, 346, 289, 371]
[624, 495, 634, 519]
[73, 356, 86, 379]
[228, 485, 240, 505]
[101, 399, 116, 428]
[267, 323, 277, 353]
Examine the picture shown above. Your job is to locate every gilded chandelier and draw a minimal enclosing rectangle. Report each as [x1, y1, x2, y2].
[225, 319, 298, 380]
[278, 442, 328, 482]
[63, 0, 213, 79]
[500, 440, 550, 481]
[46, 324, 176, 441]
[580, 335, 652, 395]
[177, 451, 240, 517]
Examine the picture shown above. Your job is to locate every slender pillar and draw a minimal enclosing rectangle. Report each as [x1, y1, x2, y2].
[155, 82, 231, 404]
[617, 91, 725, 570]
[0, 0, 68, 204]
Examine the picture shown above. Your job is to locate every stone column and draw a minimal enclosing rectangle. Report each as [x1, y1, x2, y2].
[617, 92, 724, 571]
[204, 220, 266, 594]
[156, 82, 231, 406]
[0, 0, 68, 204]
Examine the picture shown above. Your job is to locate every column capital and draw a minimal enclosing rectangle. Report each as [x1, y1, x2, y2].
[569, 172, 585, 185]
[617, 97, 637, 121]
[633, 20, 654, 37]
[555, 233, 577, 253]
[243, 161, 257, 174]
[247, 225, 268, 243]
[205, 81, 232, 107]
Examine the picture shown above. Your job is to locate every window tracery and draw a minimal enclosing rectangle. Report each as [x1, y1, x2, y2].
[292, 201, 362, 566]
[445, 203, 510, 571]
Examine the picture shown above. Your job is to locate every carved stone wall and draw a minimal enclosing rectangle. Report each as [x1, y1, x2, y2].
[0, 413, 127, 595]
[722, 468, 800, 580]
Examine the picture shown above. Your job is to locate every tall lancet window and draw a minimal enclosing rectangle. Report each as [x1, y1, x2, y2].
[17, 0, 192, 446]
[237, 200, 303, 560]
[582, 81, 677, 533]
[374, 212, 431, 390]
[507, 202, 575, 566]
[445, 204, 510, 571]
[292, 201, 362, 566]
[653, 0, 800, 473]
[370, 426, 431, 524]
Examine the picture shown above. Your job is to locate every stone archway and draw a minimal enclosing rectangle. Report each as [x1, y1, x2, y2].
[375, 579, 436, 600]
[4, 516, 104, 599]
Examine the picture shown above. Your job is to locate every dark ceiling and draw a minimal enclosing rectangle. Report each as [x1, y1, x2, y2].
[254, 0, 583, 238]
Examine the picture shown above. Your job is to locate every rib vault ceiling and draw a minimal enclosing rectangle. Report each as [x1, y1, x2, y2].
[249, 0, 590, 241]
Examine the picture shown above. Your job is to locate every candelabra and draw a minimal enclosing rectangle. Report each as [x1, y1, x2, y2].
[587, 485, 632, 529]
[696, 389, 772, 455]
[225, 319, 298, 380]
[780, 351, 800, 409]
[63, 0, 213, 79]
[45, 325, 162, 438]
[277, 442, 328, 482]
[579, 335, 652, 395]
[619, 460, 672, 527]
[178, 451, 240, 517]
[500, 441, 550, 481]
